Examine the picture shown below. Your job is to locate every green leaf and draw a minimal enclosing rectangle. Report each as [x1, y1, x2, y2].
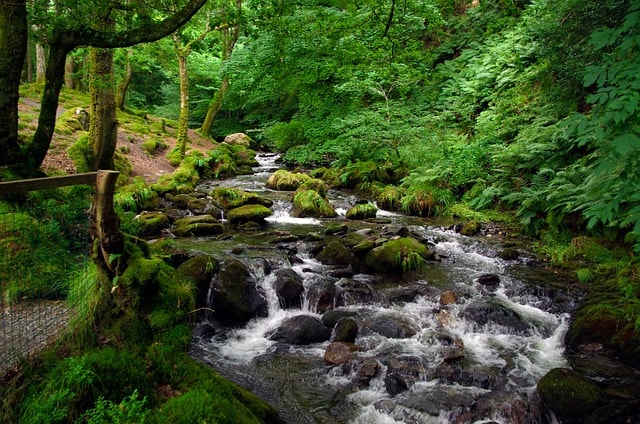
[612, 133, 640, 155]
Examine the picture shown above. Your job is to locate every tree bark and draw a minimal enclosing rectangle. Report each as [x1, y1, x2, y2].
[116, 47, 134, 111]
[176, 50, 190, 157]
[0, 0, 27, 167]
[90, 47, 118, 171]
[200, 0, 242, 136]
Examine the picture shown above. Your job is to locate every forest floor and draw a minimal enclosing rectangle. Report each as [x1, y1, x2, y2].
[18, 92, 217, 183]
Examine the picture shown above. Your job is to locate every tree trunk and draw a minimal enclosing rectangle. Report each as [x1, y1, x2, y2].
[0, 0, 27, 167]
[30, 41, 73, 168]
[90, 46, 118, 171]
[176, 51, 190, 157]
[116, 47, 134, 111]
[200, 1, 241, 136]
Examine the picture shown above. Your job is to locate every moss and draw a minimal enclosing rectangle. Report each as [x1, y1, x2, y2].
[115, 178, 160, 212]
[291, 190, 337, 218]
[365, 237, 430, 274]
[142, 136, 168, 156]
[346, 203, 377, 220]
[460, 220, 480, 236]
[372, 184, 404, 211]
[135, 212, 170, 237]
[537, 368, 603, 418]
[266, 169, 311, 191]
[227, 204, 273, 225]
[297, 178, 329, 198]
[67, 134, 92, 173]
[172, 215, 224, 237]
[211, 187, 273, 210]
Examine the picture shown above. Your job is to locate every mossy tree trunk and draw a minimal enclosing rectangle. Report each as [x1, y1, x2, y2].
[200, 0, 242, 136]
[90, 44, 118, 171]
[0, 0, 27, 167]
[175, 36, 190, 158]
[115, 47, 134, 111]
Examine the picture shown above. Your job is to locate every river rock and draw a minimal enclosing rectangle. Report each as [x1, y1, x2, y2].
[172, 215, 224, 237]
[324, 342, 357, 365]
[134, 211, 170, 237]
[432, 356, 499, 389]
[345, 203, 377, 220]
[336, 278, 380, 306]
[269, 315, 331, 345]
[537, 368, 604, 421]
[227, 204, 273, 225]
[176, 254, 220, 310]
[439, 290, 457, 305]
[365, 314, 418, 339]
[316, 240, 355, 266]
[463, 299, 531, 333]
[356, 358, 381, 386]
[384, 373, 408, 397]
[476, 273, 501, 287]
[365, 237, 430, 274]
[291, 189, 338, 218]
[272, 268, 304, 309]
[306, 278, 340, 313]
[331, 317, 359, 343]
[208, 258, 268, 326]
[322, 309, 359, 328]
[210, 187, 273, 210]
[266, 169, 311, 191]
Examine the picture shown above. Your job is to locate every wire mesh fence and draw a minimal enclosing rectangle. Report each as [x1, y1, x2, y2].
[0, 207, 94, 374]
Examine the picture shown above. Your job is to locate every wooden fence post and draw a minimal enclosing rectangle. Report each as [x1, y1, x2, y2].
[91, 170, 122, 275]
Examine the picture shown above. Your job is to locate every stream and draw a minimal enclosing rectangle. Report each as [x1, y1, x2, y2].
[177, 153, 576, 423]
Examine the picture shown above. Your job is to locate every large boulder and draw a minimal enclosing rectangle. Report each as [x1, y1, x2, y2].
[134, 211, 170, 237]
[463, 300, 532, 333]
[210, 187, 273, 210]
[207, 258, 268, 326]
[268, 315, 331, 345]
[172, 215, 224, 237]
[346, 203, 377, 220]
[324, 342, 357, 365]
[365, 237, 430, 274]
[266, 170, 311, 191]
[364, 314, 418, 339]
[227, 204, 273, 225]
[291, 190, 337, 218]
[272, 268, 305, 309]
[316, 240, 355, 266]
[223, 132, 252, 147]
[176, 255, 220, 310]
[537, 368, 604, 421]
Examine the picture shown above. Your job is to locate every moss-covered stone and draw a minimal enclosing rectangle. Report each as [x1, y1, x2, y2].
[365, 237, 430, 274]
[266, 169, 311, 191]
[291, 190, 337, 218]
[115, 179, 160, 212]
[537, 368, 603, 419]
[460, 220, 480, 236]
[296, 178, 329, 198]
[134, 211, 170, 237]
[172, 215, 224, 237]
[346, 203, 377, 220]
[227, 204, 273, 225]
[316, 240, 355, 266]
[372, 184, 404, 212]
[211, 187, 274, 210]
[176, 254, 219, 310]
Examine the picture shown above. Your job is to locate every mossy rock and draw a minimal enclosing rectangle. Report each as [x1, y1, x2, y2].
[537, 368, 603, 419]
[134, 211, 170, 237]
[266, 169, 311, 191]
[296, 178, 329, 198]
[291, 190, 337, 218]
[173, 215, 224, 237]
[210, 187, 274, 210]
[459, 220, 480, 236]
[176, 254, 220, 310]
[565, 300, 640, 365]
[316, 240, 355, 266]
[346, 203, 377, 220]
[223, 132, 252, 147]
[365, 237, 430, 274]
[227, 204, 273, 225]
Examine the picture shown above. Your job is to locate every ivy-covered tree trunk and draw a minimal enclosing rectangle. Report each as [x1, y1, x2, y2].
[90, 46, 118, 171]
[176, 49, 190, 157]
[0, 0, 27, 167]
[116, 47, 134, 111]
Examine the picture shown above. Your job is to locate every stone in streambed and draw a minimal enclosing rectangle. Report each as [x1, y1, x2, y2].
[268, 315, 331, 345]
[172, 215, 224, 237]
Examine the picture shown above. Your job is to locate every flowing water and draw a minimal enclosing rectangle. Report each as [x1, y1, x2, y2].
[183, 153, 574, 423]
